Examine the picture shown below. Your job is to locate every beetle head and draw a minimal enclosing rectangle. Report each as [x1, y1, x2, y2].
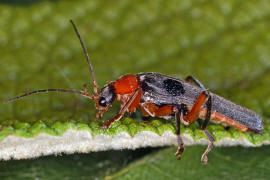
[94, 84, 116, 118]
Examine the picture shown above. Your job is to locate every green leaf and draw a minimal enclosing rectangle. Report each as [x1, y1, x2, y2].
[0, 149, 154, 180]
[105, 146, 270, 180]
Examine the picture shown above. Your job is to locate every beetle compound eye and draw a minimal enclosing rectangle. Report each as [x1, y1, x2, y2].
[99, 97, 107, 107]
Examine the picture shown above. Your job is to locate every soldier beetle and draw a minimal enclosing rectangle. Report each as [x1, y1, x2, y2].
[4, 20, 263, 165]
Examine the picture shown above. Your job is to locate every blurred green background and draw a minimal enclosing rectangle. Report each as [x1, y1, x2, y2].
[0, 0, 270, 179]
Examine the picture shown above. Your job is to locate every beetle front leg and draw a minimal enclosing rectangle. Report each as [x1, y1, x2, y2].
[102, 88, 140, 129]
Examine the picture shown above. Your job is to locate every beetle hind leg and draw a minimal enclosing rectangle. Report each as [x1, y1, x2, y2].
[201, 129, 214, 165]
[182, 89, 214, 165]
[185, 75, 206, 89]
[200, 93, 214, 165]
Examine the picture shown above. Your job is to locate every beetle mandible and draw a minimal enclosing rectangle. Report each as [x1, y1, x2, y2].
[4, 20, 263, 165]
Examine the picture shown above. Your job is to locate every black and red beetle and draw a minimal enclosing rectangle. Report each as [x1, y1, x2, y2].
[4, 20, 263, 165]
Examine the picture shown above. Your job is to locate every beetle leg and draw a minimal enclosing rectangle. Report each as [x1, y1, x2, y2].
[140, 102, 158, 117]
[182, 90, 214, 164]
[200, 95, 214, 165]
[128, 88, 143, 112]
[185, 76, 206, 90]
[102, 88, 140, 129]
[183, 90, 209, 124]
[174, 105, 185, 160]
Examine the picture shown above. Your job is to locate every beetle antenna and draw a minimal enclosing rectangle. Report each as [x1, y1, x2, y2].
[3, 89, 97, 104]
[70, 19, 99, 95]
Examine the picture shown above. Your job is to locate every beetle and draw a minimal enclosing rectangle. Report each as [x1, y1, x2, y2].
[4, 20, 263, 165]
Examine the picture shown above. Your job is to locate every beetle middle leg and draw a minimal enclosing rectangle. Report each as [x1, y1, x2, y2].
[140, 102, 187, 160]
[173, 104, 188, 160]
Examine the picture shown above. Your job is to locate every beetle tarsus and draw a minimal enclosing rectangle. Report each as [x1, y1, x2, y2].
[175, 135, 184, 160]
[102, 114, 121, 129]
[174, 105, 185, 160]
[102, 124, 109, 129]
[201, 129, 214, 165]
[201, 152, 208, 165]
[175, 146, 184, 160]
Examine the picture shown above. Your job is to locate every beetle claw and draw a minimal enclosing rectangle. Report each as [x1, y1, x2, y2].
[102, 123, 110, 129]
[201, 154, 208, 165]
[175, 147, 184, 160]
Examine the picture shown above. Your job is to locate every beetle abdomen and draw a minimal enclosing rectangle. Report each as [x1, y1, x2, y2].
[211, 94, 263, 133]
